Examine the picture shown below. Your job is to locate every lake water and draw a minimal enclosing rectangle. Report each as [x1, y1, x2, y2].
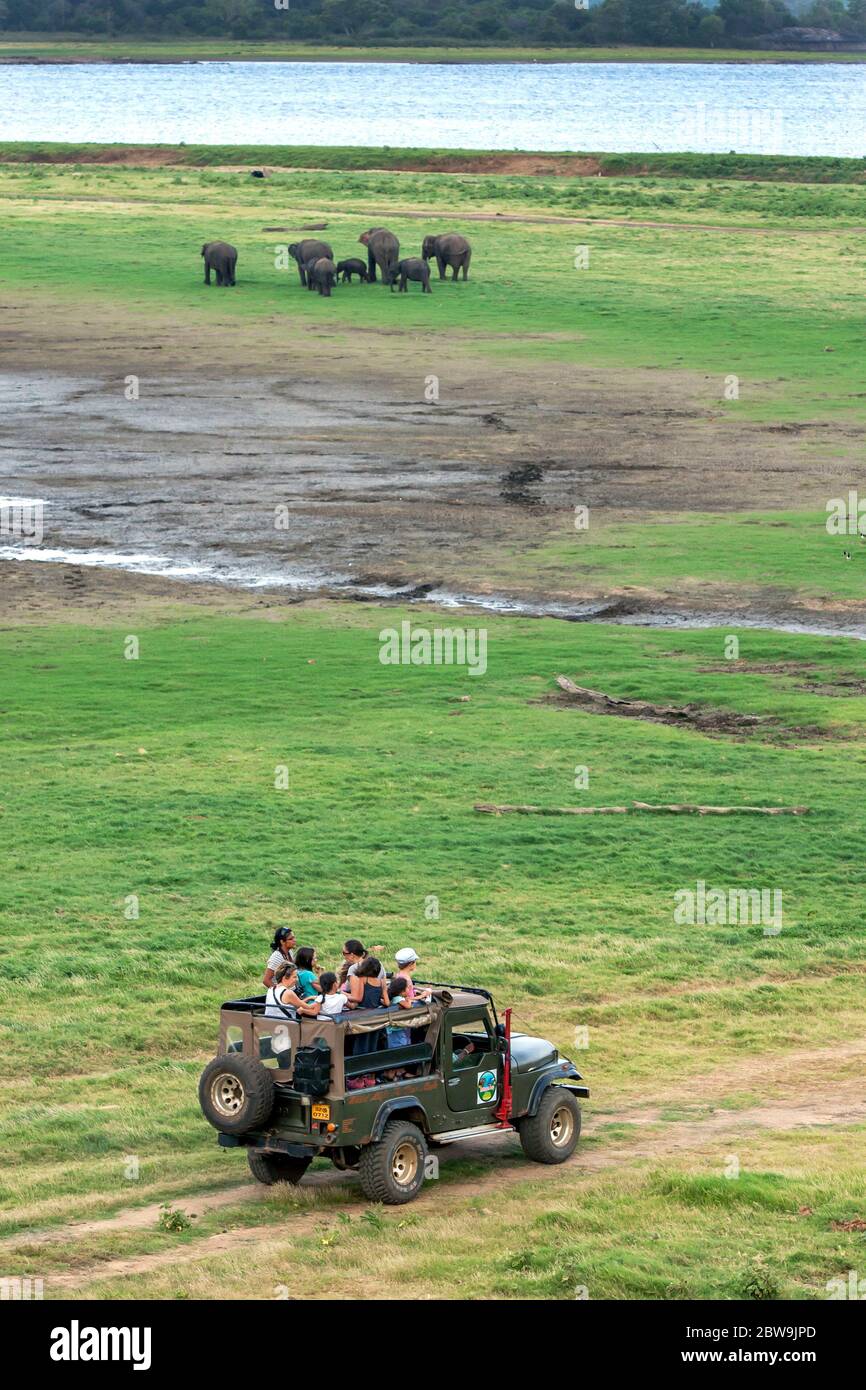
[1, 60, 864, 155]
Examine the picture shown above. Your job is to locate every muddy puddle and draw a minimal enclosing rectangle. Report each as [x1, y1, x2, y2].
[1, 370, 864, 641]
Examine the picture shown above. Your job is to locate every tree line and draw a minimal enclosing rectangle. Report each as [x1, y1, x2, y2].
[2, 0, 865, 46]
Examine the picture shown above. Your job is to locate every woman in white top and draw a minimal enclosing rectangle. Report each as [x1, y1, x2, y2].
[263, 927, 296, 989]
[265, 963, 321, 1019]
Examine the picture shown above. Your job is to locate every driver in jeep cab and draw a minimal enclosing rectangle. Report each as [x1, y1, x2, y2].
[452, 1040, 477, 1068]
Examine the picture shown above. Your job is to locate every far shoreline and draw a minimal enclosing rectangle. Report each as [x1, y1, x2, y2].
[1, 143, 863, 184]
[2, 39, 866, 66]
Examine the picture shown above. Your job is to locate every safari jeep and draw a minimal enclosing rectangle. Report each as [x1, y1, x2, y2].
[199, 983, 588, 1204]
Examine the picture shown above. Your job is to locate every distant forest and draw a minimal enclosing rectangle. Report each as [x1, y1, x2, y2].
[2, 0, 866, 45]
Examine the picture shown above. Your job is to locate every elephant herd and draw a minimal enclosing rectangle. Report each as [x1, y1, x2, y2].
[201, 228, 472, 297]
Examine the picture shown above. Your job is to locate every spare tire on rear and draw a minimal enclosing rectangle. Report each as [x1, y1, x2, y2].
[248, 1150, 311, 1186]
[199, 1055, 275, 1135]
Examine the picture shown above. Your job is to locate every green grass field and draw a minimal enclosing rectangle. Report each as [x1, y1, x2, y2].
[1, 146, 864, 1300]
[521, 512, 866, 602]
[1, 157, 864, 423]
[2, 607, 866, 1298]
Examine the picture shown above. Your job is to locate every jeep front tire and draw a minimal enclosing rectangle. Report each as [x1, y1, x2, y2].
[248, 1150, 311, 1186]
[358, 1120, 428, 1205]
[198, 1055, 275, 1135]
[519, 1087, 580, 1164]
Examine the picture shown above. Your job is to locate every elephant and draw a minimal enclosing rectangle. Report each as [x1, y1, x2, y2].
[201, 241, 237, 286]
[305, 257, 337, 297]
[390, 258, 432, 294]
[288, 239, 333, 287]
[335, 258, 369, 284]
[358, 227, 400, 284]
[421, 233, 471, 281]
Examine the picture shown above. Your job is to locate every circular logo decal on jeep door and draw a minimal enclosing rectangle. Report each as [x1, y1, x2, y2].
[477, 1070, 497, 1104]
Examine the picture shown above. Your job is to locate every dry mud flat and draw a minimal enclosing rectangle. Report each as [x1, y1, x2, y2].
[3, 380, 861, 636]
[1, 303, 863, 631]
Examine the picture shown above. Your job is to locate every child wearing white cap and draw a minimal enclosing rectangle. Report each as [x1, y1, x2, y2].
[393, 948, 432, 1001]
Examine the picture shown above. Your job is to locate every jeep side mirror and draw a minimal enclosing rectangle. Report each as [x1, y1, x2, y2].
[495, 1023, 505, 1039]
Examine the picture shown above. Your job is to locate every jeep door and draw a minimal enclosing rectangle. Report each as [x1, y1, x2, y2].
[443, 1009, 501, 1114]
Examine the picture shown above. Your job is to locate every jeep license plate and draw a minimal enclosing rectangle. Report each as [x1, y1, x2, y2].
[311, 1103, 330, 1121]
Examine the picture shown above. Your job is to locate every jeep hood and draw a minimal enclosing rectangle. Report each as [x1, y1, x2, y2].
[509, 1033, 558, 1073]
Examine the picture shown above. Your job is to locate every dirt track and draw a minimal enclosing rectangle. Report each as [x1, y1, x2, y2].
[9, 1055, 865, 1292]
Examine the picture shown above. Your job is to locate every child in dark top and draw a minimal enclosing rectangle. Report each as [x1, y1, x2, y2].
[385, 974, 413, 1049]
[382, 973, 419, 1081]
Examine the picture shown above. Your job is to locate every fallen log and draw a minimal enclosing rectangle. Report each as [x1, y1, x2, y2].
[475, 803, 628, 816]
[551, 673, 766, 733]
[556, 674, 649, 706]
[554, 674, 690, 717]
[631, 802, 809, 815]
[474, 802, 809, 817]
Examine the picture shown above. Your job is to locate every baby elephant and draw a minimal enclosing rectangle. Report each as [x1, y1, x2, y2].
[305, 257, 337, 297]
[201, 241, 237, 287]
[391, 258, 431, 294]
[336, 258, 369, 284]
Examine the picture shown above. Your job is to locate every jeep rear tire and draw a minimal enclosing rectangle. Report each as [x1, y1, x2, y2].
[198, 1055, 275, 1135]
[248, 1150, 311, 1186]
[519, 1087, 580, 1164]
[358, 1120, 427, 1205]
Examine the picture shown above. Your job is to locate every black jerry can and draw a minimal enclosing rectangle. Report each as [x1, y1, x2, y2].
[292, 1039, 332, 1097]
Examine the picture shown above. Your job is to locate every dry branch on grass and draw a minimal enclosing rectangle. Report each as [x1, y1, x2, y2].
[556, 674, 667, 708]
[474, 802, 810, 817]
[550, 673, 767, 734]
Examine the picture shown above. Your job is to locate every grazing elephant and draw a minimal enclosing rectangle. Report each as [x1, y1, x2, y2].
[422, 233, 471, 281]
[306, 257, 337, 297]
[336, 258, 369, 284]
[201, 241, 237, 286]
[391, 258, 432, 294]
[359, 227, 400, 284]
[288, 239, 333, 287]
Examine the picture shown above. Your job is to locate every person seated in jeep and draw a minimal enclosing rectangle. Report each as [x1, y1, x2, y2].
[452, 1040, 477, 1068]
[293, 946, 320, 1000]
[347, 956, 390, 1056]
[265, 963, 321, 1020]
[339, 939, 386, 993]
[392, 947, 432, 1001]
[385, 975, 414, 1048]
[318, 971, 348, 1017]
